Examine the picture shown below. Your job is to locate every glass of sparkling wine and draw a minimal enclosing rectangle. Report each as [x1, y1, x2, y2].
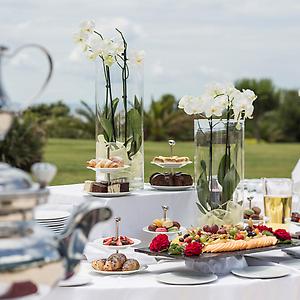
[263, 178, 293, 224]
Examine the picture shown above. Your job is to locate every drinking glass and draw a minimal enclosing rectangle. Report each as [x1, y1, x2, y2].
[263, 178, 293, 224]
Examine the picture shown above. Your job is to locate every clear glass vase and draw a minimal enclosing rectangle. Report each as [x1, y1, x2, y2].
[95, 60, 144, 190]
[194, 119, 244, 226]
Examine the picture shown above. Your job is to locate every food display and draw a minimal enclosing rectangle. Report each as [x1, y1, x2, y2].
[84, 179, 129, 193]
[92, 253, 140, 272]
[291, 212, 300, 223]
[152, 156, 190, 164]
[243, 206, 263, 221]
[147, 218, 181, 233]
[86, 156, 124, 169]
[103, 235, 134, 246]
[148, 224, 292, 257]
[149, 172, 193, 187]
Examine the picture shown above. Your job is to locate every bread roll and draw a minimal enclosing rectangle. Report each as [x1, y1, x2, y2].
[92, 259, 106, 271]
[122, 259, 140, 271]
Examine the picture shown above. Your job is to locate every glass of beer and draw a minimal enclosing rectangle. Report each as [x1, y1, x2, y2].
[263, 178, 293, 224]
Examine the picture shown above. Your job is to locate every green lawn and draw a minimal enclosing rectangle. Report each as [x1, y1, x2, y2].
[45, 138, 300, 185]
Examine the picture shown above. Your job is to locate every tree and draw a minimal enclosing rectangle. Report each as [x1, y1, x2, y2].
[76, 100, 96, 138]
[235, 79, 280, 142]
[279, 90, 300, 142]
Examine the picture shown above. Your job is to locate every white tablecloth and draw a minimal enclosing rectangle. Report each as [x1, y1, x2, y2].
[44, 256, 300, 300]
[41, 183, 300, 300]
[47, 184, 199, 242]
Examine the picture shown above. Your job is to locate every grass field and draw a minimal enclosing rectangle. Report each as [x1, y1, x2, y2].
[45, 138, 300, 185]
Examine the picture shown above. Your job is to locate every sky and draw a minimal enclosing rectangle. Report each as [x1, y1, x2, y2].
[1, 0, 300, 109]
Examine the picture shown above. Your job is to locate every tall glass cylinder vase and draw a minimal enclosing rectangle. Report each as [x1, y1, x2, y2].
[95, 60, 144, 191]
[194, 119, 244, 226]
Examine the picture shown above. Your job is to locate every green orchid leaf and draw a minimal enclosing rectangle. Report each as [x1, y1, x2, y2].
[99, 117, 113, 142]
[196, 160, 210, 211]
[222, 165, 240, 203]
[217, 154, 231, 186]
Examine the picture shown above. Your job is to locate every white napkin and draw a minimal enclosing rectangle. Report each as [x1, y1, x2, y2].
[292, 159, 300, 194]
[84, 243, 157, 265]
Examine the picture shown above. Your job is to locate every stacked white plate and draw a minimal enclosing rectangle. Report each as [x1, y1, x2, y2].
[34, 210, 71, 235]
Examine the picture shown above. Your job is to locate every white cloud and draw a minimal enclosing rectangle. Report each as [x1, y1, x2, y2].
[1, 0, 300, 107]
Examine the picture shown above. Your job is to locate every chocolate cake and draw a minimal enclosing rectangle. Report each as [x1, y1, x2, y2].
[90, 179, 129, 193]
[149, 172, 193, 186]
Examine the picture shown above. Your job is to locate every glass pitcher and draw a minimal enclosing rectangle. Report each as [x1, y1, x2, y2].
[0, 44, 53, 140]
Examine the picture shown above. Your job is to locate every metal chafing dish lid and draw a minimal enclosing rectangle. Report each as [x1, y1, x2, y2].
[0, 163, 32, 192]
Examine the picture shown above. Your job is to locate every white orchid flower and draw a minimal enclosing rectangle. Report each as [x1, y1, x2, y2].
[73, 31, 89, 44]
[178, 95, 194, 111]
[242, 89, 257, 103]
[111, 39, 125, 56]
[80, 20, 95, 34]
[204, 83, 227, 99]
[86, 51, 98, 61]
[215, 94, 229, 109]
[130, 50, 145, 66]
[204, 100, 223, 118]
[103, 55, 116, 67]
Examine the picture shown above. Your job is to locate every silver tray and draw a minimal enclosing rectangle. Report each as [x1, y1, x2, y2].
[135, 239, 300, 261]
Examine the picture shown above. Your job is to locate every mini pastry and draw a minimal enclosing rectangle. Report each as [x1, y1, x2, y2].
[87, 159, 97, 167]
[110, 156, 124, 167]
[108, 253, 127, 266]
[122, 259, 140, 271]
[103, 260, 115, 271]
[95, 159, 119, 168]
[92, 259, 106, 271]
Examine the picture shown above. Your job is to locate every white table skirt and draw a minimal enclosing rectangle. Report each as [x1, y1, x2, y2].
[44, 258, 300, 300]
[47, 184, 199, 242]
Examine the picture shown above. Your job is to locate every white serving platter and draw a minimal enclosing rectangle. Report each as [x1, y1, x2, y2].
[150, 185, 193, 191]
[157, 271, 218, 285]
[151, 161, 192, 169]
[34, 210, 70, 220]
[92, 237, 141, 250]
[143, 226, 186, 236]
[87, 165, 130, 173]
[87, 191, 131, 197]
[91, 265, 148, 275]
[231, 266, 290, 279]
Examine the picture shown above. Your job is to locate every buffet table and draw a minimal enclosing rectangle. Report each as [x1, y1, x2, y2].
[38, 183, 300, 300]
[44, 254, 300, 300]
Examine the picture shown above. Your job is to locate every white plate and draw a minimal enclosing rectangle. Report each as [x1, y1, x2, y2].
[39, 224, 66, 229]
[243, 219, 264, 224]
[231, 266, 290, 279]
[87, 165, 130, 173]
[157, 272, 218, 285]
[151, 185, 193, 191]
[59, 275, 91, 287]
[143, 226, 186, 235]
[87, 191, 131, 197]
[91, 265, 147, 275]
[92, 237, 141, 250]
[151, 161, 192, 169]
[34, 210, 70, 220]
[291, 221, 300, 226]
[36, 221, 67, 226]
